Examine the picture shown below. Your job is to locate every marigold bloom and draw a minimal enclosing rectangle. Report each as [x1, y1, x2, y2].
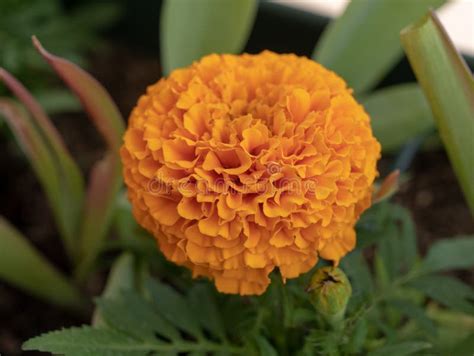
[121, 51, 381, 295]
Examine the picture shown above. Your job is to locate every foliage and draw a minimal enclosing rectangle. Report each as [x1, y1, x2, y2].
[0, 0, 120, 113]
[1, 1, 473, 355]
[400, 11, 474, 213]
[0, 39, 123, 306]
[161, 0, 257, 74]
[23, 202, 474, 355]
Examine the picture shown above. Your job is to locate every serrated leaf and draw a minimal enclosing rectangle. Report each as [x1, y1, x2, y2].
[0, 71, 84, 260]
[362, 84, 434, 152]
[389, 299, 436, 336]
[188, 283, 226, 341]
[378, 222, 400, 281]
[23, 326, 148, 356]
[0, 217, 83, 310]
[401, 11, 474, 213]
[161, 0, 257, 74]
[93, 253, 136, 327]
[410, 275, 474, 314]
[341, 250, 373, 304]
[391, 205, 418, 272]
[345, 317, 368, 354]
[367, 341, 432, 356]
[147, 279, 203, 339]
[96, 291, 180, 342]
[313, 0, 446, 93]
[377, 204, 418, 280]
[420, 236, 474, 273]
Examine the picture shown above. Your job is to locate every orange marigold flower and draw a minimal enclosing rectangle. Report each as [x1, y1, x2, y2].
[121, 51, 381, 295]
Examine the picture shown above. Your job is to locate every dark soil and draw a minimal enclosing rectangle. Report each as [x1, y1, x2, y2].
[0, 44, 473, 355]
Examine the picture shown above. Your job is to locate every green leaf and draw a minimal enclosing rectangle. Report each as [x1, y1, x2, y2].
[400, 11, 474, 213]
[389, 299, 436, 336]
[254, 336, 278, 356]
[24, 284, 245, 355]
[34, 89, 81, 114]
[188, 283, 227, 341]
[392, 205, 418, 271]
[341, 250, 374, 302]
[313, 0, 446, 93]
[410, 275, 474, 314]
[0, 72, 84, 260]
[450, 333, 474, 356]
[92, 253, 136, 327]
[161, 0, 257, 74]
[96, 291, 180, 342]
[147, 279, 203, 339]
[362, 84, 434, 152]
[75, 154, 122, 281]
[32, 37, 125, 278]
[367, 341, 432, 356]
[420, 236, 474, 273]
[0, 217, 83, 310]
[23, 326, 147, 356]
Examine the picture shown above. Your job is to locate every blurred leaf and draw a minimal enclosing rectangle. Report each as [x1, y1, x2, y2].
[70, 2, 122, 30]
[75, 154, 122, 281]
[0, 217, 83, 310]
[428, 305, 474, 352]
[400, 11, 474, 213]
[34, 89, 81, 114]
[96, 290, 180, 342]
[313, 0, 446, 93]
[161, 0, 257, 74]
[367, 341, 432, 356]
[188, 283, 227, 341]
[420, 235, 474, 273]
[391, 205, 418, 272]
[362, 84, 434, 152]
[345, 317, 368, 354]
[378, 222, 400, 281]
[32, 37, 125, 278]
[373, 170, 400, 203]
[341, 250, 374, 303]
[254, 336, 278, 356]
[33, 36, 124, 150]
[92, 253, 136, 327]
[410, 275, 474, 314]
[450, 333, 474, 356]
[147, 278, 203, 339]
[0, 81, 84, 260]
[389, 299, 436, 336]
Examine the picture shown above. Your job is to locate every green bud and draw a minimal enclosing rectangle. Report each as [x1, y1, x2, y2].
[307, 266, 352, 327]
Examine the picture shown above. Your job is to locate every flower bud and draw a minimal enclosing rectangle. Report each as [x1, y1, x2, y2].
[307, 266, 352, 327]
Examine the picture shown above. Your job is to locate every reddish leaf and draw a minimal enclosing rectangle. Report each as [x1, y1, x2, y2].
[374, 170, 400, 203]
[75, 154, 122, 281]
[33, 36, 125, 150]
[0, 70, 84, 260]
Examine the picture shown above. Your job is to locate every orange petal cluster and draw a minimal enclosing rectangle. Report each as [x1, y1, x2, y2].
[121, 51, 381, 295]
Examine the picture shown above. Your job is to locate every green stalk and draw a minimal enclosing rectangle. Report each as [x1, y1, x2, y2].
[400, 11, 474, 214]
